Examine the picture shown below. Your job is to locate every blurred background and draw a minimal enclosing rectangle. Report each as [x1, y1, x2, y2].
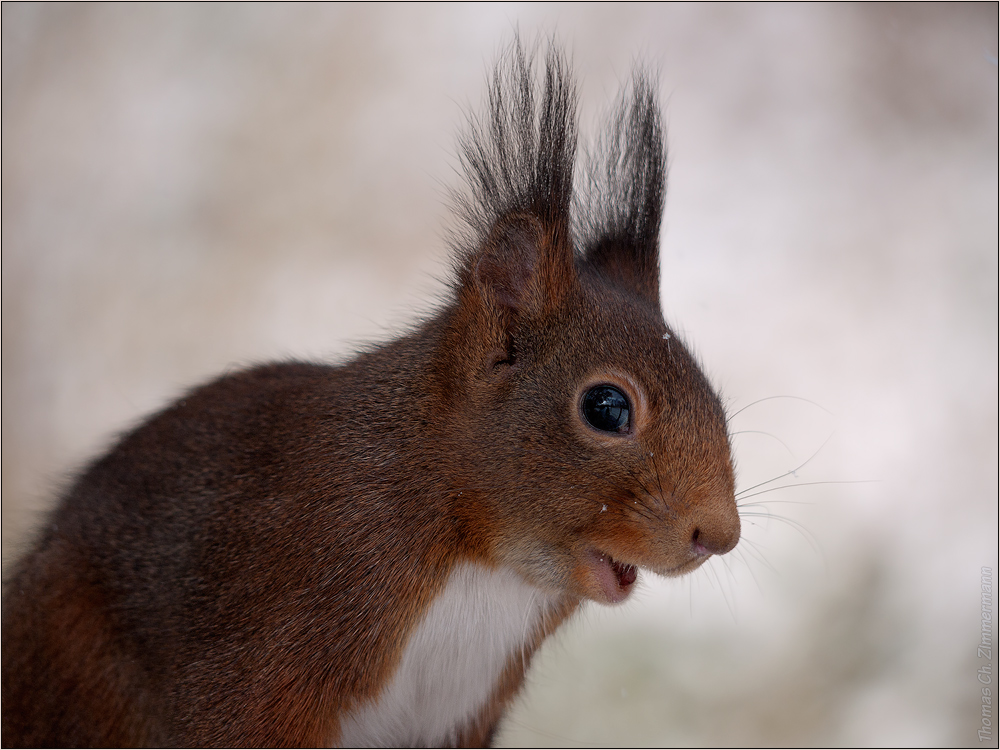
[3, 4, 997, 746]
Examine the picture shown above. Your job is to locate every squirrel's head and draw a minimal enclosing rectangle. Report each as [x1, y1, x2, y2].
[434, 40, 739, 605]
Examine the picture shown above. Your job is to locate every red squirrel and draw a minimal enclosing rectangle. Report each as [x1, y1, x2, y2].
[2, 40, 740, 747]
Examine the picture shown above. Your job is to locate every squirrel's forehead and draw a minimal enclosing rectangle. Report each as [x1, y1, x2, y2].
[551, 302, 677, 374]
[573, 288, 668, 342]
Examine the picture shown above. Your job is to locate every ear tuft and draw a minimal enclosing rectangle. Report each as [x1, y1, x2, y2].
[576, 69, 666, 309]
[450, 37, 578, 303]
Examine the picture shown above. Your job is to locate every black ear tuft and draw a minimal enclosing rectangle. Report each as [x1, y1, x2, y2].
[451, 37, 578, 310]
[576, 70, 666, 309]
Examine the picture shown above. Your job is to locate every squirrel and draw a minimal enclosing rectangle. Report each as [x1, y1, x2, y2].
[1, 39, 740, 748]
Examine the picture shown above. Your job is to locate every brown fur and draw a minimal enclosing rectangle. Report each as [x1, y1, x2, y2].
[2, 40, 739, 747]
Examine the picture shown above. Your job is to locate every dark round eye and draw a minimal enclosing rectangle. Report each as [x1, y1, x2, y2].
[582, 385, 631, 433]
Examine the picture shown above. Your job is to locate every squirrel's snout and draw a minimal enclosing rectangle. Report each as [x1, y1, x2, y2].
[690, 516, 740, 556]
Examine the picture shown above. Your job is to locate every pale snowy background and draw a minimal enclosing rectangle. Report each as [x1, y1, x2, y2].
[3, 4, 997, 747]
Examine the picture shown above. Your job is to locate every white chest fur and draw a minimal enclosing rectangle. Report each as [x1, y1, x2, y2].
[336, 563, 557, 747]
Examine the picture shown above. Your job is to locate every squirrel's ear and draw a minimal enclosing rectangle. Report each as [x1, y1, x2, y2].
[474, 213, 575, 317]
[452, 40, 579, 322]
[577, 70, 665, 310]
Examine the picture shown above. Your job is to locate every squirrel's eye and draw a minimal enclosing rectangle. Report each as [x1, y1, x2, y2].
[582, 385, 630, 433]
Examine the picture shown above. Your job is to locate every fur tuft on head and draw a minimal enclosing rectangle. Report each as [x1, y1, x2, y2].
[575, 70, 666, 308]
[450, 37, 578, 271]
[450, 37, 666, 311]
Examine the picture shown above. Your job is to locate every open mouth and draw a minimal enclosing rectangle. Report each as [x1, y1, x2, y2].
[588, 548, 638, 603]
[611, 556, 637, 588]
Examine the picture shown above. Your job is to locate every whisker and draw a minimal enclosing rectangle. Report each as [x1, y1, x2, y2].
[738, 497, 817, 508]
[584, 448, 666, 521]
[737, 479, 876, 503]
[645, 448, 677, 521]
[738, 510, 822, 554]
[732, 534, 780, 576]
[520, 446, 660, 523]
[726, 394, 833, 424]
[625, 480, 673, 521]
[731, 542, 772, 587]
[729, 429, 797, 462]
[706, 557, 737, 620]
[734, 432, 836, 497]
[592, 444, 666, 518]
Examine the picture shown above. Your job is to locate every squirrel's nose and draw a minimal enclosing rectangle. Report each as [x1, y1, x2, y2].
[691, 519, 740, 556]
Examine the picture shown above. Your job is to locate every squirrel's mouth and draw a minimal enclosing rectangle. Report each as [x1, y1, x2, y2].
[587, 548, 638, 603]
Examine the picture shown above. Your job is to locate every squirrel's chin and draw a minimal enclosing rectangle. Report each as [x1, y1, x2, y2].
[651, 554, 712, 579]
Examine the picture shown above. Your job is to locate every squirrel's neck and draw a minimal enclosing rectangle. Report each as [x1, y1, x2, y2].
[329, 310, 489, 551]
